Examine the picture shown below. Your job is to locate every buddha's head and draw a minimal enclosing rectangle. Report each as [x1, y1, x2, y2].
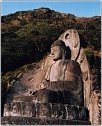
[51, 40, 67, 61]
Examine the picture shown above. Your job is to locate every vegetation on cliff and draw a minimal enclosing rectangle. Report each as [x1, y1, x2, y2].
[1, 8, 101, 73]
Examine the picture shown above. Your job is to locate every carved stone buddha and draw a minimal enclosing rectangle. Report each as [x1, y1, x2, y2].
[45, 40, 82, 82]
[39, 40, 84, 106]
[3, 31, 90, 124]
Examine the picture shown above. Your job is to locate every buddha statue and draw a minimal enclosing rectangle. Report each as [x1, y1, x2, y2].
[39, 40, 84, 106]
[45, 40, 82, 82]
[3, 31, 91, 123]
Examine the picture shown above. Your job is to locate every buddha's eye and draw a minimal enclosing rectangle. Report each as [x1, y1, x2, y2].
[52, 49, 57, 52]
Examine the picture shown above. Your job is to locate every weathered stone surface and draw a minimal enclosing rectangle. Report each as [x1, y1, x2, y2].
[4, 101, 36, 117]
[77, 48, 91, 108]
[2, 29, 92, 125]
[58, 29, 101, 125]
[34, 89, 59, 103]
[58, 29, 80, 61]
[1, 117, 91, 125]
[88, 90, 101, 125]
[13, 95, 36, 102]
[66, 105, 79, 120]
[37, 103, 51, 118]
[43, 40, 84, 106]
[58, 29, 91, 109]
[47, 60, 82, 81]
[44, 40, 82, 81]
[33, 89, 82, 105]
[4, 99, 89, 121]
[78, 106, 89, 121]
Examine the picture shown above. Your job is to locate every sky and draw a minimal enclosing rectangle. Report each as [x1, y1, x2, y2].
[2, 1, 101, 17]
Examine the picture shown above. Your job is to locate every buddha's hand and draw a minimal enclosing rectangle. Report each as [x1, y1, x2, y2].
[39, 83, 46, 89]
[40, 79, 49, 89]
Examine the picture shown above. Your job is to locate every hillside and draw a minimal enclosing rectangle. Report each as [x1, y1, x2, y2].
[1, 7, 101, 73]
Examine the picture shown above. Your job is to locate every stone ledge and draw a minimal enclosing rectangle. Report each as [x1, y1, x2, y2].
[12, 88, 83, 106]
[4, 102, 89, 121]
[1, 117, 91, 125]
[44, 81, 81, 91]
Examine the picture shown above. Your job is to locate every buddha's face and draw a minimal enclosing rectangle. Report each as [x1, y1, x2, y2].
[51, 46, 62, 61]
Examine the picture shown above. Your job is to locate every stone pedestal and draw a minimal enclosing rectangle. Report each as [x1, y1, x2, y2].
[2, 79, 89, 125]
[1, 116, 91, 125]
[2, 86, 90, 125]
[1, 117, 91, 125]
[3, 98, 89, 120]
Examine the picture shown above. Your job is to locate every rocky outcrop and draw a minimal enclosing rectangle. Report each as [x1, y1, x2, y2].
[88, 68, 101, 125]
[1, 29, 100, 125]
[89, 90, 101, 125]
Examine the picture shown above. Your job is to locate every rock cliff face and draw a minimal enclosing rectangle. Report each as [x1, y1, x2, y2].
[2, 67, 91, 125]
[58, 29, 101, 125]
[1, 29, 101, 125]
[89, 90, 101, 125]
[88, 68, 101, 124]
